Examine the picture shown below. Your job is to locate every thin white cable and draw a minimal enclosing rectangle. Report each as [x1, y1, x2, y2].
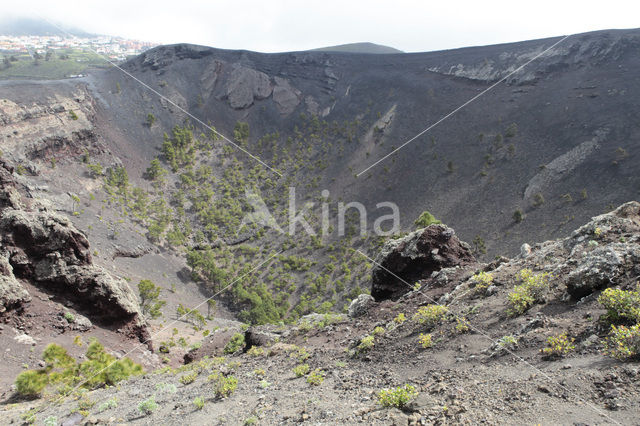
[357, 34, 571, 177]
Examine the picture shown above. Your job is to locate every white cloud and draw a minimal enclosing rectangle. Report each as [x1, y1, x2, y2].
[4, 0, 639, 52]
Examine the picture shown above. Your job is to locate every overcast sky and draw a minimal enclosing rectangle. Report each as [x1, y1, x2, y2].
[2, 0, 639, 52]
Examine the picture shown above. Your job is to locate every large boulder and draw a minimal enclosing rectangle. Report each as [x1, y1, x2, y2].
[0, 253, 30, 314]
[348, 294, 375, 318]
[371, 225, 476, 301]
[245, 327, 280, 348]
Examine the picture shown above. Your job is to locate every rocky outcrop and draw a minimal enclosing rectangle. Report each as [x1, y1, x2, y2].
[371, 225, 477, 301]
[245, 327, 280, 349]
[524, 129, 607, 201]
[348, 294, 375, 318]
[272, 77, 301, 116]
[562, 202, 640, 298]
[0, 88, 98, 165]
[480, 201, 640, 300]
[0, 253, 30, 314]
[224, 64, 272, 109]
[427, 31, 640, 84]
[0, 160, 147, 340]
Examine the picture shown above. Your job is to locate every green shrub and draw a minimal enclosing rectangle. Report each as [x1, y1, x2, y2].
[80, 340, 144, 387]
[357, 335, 375, 352]
[507, 285, 534, 317]
[471, 271, 493, 294]
[412, 305, 448, 328]
[180, 371, 198, 385]
[377, 384, 418, 408]
[533, 193, 545, 207]
[63, 312, 75, 323]
[455, 317, 470, 333]
[372, 326, 385, 336]
[246, 346, 265, 357]
[497, 335, 518, 350]
[155, 383, 177, 394]
[138, 279, 166, 319]
[598, 287, 640, 324]
[504, 123, 518, 138]
[224, 333, 245, 354]
[86, 163, 104, 178]
[96, 397, 118, 413]
[513, 209, 524, 223]
[541, 333, 575, 358]
[306, 369, 324, 386]
[414, 211, 442, 228]
[193, 396, 205, 410]
[507, 269, 550, 316]
[208, 372, 238, 398]
[293, 364, 310, 377]
[138, 396, 158, 416]
[15, 370, 49, 396]
[418, 333, 432, 348]
[393, 313, 406, 324]
[44, 416, 58, 426]
[14, 340, 142, 396]
[604, 324, 640, 360]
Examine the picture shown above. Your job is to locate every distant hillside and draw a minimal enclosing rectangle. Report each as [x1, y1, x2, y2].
[0, 17, 93, 37]
[310, 42, 403, 54]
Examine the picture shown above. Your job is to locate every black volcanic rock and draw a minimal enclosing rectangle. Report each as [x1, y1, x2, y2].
[371, 225, 477, 301]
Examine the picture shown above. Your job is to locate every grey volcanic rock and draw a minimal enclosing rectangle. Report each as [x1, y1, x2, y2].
[562, 202, 640, 298]
[371, 225, 477, 301]
[348, 294, 375, 318]
[488, 201, 640, 300]
[0, 253, 30, 314]
[225, 64, 272, 109]
[524, 129, 607, 201]
[272, 77, 301, 116]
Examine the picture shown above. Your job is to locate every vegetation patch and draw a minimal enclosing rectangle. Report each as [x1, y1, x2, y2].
[208, 372, 238, 398]
[604, 324, 640, 360]
[306, 369, 325, 386]
[293, 364, 310, 377]
[14, 340, 143, 397]
[471, 271, 494, 294]
[138, 396, 158, 416]
[598, 287, 640, 324]
[541, 333, 575, 358]
[418, 333, 433, 348]
[224, 333, 246, 354]
[377, 384, 418, 408]
[507, 269, 550, 316]
[414, 211, 442, 228]
[412, 305, 449, 328]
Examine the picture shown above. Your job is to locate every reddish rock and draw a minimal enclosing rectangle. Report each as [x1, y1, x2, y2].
[371, 225, 477, 301]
